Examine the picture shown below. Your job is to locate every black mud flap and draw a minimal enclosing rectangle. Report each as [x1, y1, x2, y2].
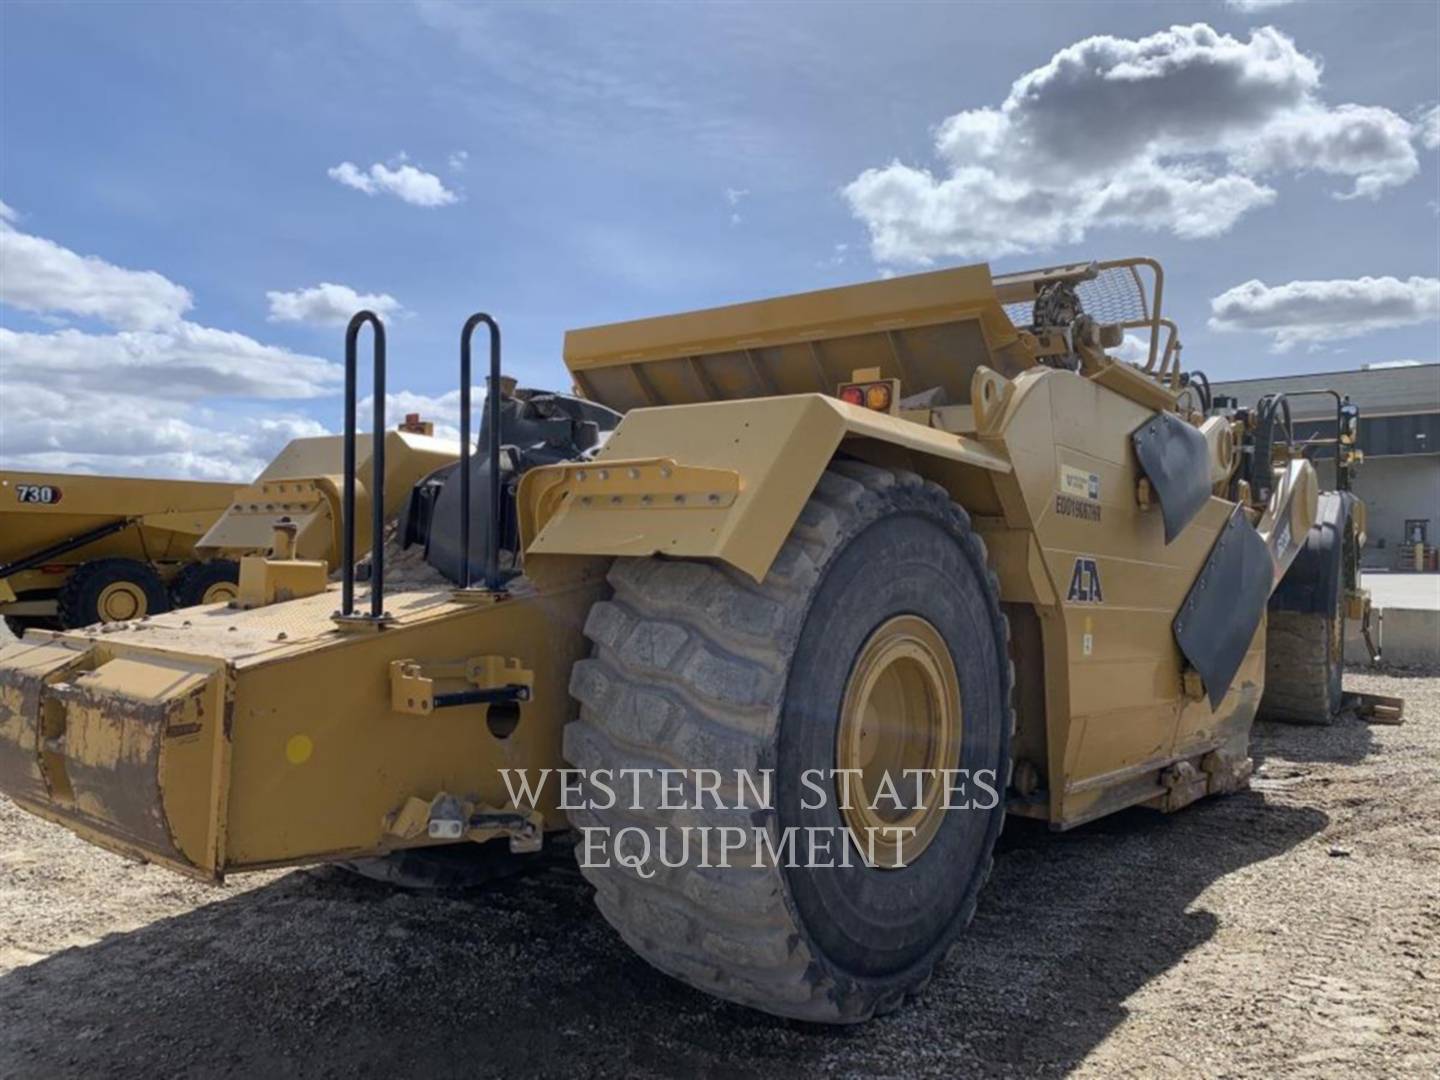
[1132, 412, 1210, 543]
[1173, 507, 1273, 709]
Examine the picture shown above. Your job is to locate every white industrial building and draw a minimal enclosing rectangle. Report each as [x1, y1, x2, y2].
[1213, 363, 1440, 570]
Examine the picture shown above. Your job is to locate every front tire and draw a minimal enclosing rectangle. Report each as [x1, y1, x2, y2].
[565, 462, 1012, 1022]
[57, 558, 170, 628]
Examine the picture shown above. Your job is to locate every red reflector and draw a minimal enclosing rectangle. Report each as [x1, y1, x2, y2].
[840, 386, 865, 406]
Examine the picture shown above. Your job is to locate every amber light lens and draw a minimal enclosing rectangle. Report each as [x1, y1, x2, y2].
[840, 385, 865, 406]
[865, 383, 892, 411]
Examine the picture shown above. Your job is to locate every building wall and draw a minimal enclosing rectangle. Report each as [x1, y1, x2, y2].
[1344, 456, 1440, 568]
[1211, 366, 1439, 571]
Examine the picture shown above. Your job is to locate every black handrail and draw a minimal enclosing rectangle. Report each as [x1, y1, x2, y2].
[459, 313, 505, 592]
[340, 310, 388, 619]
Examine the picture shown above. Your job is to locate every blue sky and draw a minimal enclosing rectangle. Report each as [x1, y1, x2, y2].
[1, 0, 1437, 479]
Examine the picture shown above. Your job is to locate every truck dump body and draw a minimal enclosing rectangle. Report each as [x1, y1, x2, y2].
[0, 471, 241, 569]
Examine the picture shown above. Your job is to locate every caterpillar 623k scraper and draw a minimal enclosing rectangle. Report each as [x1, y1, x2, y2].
[0, 257, 1392, 1022]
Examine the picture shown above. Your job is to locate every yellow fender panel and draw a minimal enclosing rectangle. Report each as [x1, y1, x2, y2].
[519, 393, 1011, 582]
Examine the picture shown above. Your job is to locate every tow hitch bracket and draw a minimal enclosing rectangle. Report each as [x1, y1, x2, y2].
[389, 655, 534, 715]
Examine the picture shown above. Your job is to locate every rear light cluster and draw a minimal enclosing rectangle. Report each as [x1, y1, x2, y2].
[838, 379, 896, 413]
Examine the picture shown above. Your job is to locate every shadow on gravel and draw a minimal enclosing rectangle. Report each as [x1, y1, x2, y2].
[0, 782, 1327, 1079]
[1250, 711, 1377, 769]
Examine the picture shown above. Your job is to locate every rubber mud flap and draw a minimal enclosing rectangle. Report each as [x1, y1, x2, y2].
[1132, 412, 1211, 543]
[1173, 507, 1273, 709]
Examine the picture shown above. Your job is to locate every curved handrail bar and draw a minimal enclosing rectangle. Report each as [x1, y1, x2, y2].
[341, 310, 388, 619]
[459, 313, 504, 592]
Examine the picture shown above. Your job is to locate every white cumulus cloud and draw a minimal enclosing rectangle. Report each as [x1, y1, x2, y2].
[4, 393, 330, 483]
[1, 210, 193, 329]
[0, 207, 343, 479]
[327, 159, 459, 207]
[844, 24, 1425, 265]
[1420, 105, 1440, 151]
[1208, 275, 1440, 351]
[267, 282, 405, 326]
[0, 324, 340, 401]
[1, 207, 462, 480]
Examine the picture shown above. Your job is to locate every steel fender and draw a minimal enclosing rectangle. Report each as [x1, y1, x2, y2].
[518, 394, 1011, 582]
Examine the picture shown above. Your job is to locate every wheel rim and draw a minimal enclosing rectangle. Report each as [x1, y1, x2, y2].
[96, 580, 147, 621]
[201, 581, 238, 604]
[836, 614, 961, 868]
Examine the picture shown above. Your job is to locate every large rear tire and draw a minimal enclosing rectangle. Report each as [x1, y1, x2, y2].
[565, 462, 1013, 1022]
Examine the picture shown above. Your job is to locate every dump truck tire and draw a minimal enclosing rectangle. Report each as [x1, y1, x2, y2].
[566, 461, 1013, 1022]
[338, 839, 538, 890]
[171, 558, 241, 607]
[1259, 602, 1344, 724]
[57, 557, 171, 628]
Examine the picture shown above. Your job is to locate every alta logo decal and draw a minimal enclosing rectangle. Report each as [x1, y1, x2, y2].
[1066, 557, 1104, 603]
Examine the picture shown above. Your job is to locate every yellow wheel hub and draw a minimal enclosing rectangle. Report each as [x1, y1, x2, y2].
[836, 615, 961, 869]
[201, 581, 238, 604]
[96, 580, 147, 621]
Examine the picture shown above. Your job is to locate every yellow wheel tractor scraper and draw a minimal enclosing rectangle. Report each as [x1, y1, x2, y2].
[0, 257, 1402, 1023]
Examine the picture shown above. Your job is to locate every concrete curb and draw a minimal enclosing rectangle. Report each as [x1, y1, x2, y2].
[1346, 608, 1440, 668]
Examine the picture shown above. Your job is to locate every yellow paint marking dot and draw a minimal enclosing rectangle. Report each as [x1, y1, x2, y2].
[285, 734, 314, 765]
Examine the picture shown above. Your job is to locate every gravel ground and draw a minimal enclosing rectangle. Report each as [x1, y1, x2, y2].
[0, 659, 1436, 1078]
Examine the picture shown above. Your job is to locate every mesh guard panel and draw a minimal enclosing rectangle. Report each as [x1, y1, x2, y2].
[1002, 264, 1152, 328]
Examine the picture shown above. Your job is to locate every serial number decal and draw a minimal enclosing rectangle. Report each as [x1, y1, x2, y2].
[1066, 556, 1104, 604]
[15, 484, 62, 504]
[1056, 494, 1102, 522]
[1060, 465, 1101, 501]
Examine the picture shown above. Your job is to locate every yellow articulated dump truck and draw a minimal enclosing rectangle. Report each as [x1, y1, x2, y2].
[0, 424, 455, 639]
[0, 471, 242, 637]
[0, 258, 1397, 1023]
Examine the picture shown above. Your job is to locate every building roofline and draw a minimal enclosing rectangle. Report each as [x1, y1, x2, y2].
[1212, 362, 1439, 386]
